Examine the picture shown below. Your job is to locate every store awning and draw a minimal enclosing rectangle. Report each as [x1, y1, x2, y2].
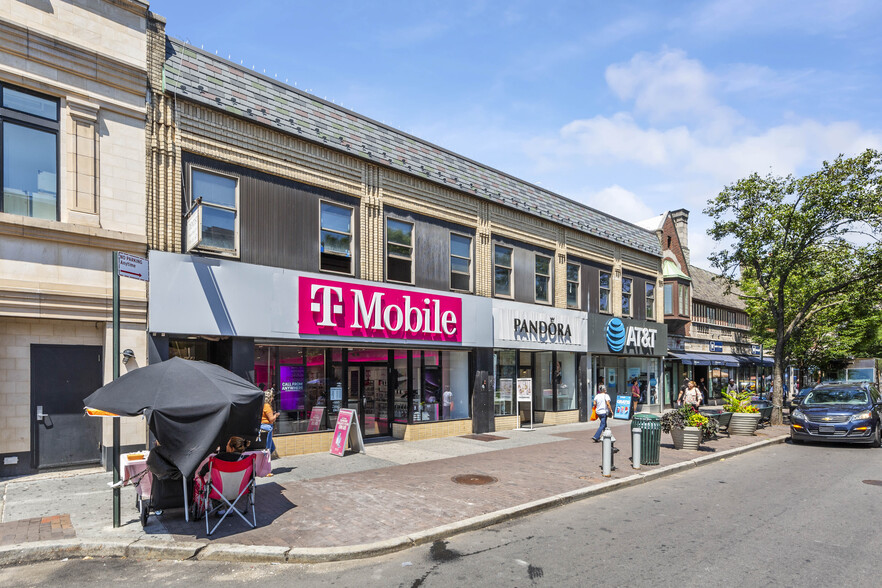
[669, 351, 741, 367]
[737, 355, 774, 366]
[703, 353, 741, 367]
[668, 351, 712, 365]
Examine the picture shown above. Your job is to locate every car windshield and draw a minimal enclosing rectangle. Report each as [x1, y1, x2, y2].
[803, 389, 868, 406]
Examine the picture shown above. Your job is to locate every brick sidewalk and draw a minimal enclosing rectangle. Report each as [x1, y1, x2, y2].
[0, 514, 75, 546]
[159, 425, 789, 547]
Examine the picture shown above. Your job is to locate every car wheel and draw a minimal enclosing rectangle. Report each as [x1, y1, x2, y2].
[790, 432, 802, 445]
[872, 427, 881, 448]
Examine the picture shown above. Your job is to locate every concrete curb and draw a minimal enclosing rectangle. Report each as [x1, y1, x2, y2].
[0, 434, 788, 567]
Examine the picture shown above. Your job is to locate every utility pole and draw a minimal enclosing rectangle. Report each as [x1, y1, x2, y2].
[112, 251, 121, 528]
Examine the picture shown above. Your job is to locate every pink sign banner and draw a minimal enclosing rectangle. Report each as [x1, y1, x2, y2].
[299, 276, 463, 343]
[330, 408, 355, 457]
[307, 406, 325, 432]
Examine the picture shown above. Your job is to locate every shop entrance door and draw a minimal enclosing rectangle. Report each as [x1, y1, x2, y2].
[348, 365, 390, 437]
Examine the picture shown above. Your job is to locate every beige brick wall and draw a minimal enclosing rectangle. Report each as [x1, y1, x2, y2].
[0, 317, 146, 456]
[494, 415, 518, 431]
[392, 419, 472, 441]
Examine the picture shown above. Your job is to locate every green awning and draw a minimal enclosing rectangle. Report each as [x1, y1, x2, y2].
[662, 259, 690, 280]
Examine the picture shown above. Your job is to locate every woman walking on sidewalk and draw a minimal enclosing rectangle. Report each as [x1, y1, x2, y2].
[593, 377, 613, 443]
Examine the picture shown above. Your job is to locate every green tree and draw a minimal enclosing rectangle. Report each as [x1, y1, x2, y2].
[704, 149, 882, 425]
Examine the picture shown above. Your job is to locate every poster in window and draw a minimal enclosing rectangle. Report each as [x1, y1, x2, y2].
[279, 365, 305, 411]
[498, 379, 512, 401]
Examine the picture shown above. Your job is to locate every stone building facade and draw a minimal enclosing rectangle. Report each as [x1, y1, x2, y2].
[0, 0, 150, 475]
[639, 209, 771, 405]
[141, 14, 667, 455]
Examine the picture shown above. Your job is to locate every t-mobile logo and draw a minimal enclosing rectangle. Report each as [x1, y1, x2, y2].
[310, 284, 343, 326]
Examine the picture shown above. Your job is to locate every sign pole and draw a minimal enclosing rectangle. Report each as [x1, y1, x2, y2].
[112, 251, 121, 528]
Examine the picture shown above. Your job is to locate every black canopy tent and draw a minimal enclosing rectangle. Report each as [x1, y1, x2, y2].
[84, 357, 263, 479]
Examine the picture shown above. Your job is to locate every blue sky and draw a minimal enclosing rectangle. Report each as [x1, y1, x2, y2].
[151, 0, 882, 269]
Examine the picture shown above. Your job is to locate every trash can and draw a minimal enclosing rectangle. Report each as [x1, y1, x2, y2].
[632, 414, 661, 465]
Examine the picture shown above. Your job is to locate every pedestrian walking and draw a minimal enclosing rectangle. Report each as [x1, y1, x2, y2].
[630, 378, 640, 417]
[592, 377, 613, 443]
[683, 380, 702, 409]
[676, 372, 689, 406]
[698, 377, 708, 402]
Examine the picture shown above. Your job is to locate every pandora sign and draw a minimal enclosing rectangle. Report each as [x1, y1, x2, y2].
[298, 277, 463, 342]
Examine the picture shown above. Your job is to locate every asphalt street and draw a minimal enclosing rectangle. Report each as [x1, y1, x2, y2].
[2, 439, 880, 587]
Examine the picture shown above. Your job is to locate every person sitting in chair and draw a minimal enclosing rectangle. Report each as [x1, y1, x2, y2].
[198, 436, 247, 478]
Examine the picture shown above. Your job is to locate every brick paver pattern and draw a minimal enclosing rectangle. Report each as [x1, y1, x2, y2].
[0, 514, 75, 546]
[160, 425, 788, 547]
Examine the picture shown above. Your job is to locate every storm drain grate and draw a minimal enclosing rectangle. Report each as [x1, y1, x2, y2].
[862, 480, 882, 486]
[461, 434, 507, 442]
[452, 474, 498, 486]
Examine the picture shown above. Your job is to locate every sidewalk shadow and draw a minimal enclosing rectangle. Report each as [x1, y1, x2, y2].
[144, 482, 296, 540]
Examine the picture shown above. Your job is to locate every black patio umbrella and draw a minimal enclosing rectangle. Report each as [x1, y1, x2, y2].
[83, 357, 264, 478]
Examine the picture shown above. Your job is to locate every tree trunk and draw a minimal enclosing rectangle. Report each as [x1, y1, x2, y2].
[771, 347, 785, 425]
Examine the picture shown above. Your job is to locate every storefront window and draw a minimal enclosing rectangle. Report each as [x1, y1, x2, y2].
[556, 352, 577, 411]
[442, 350, 470, 420]
[393, 351, 408, 423]
[535, 351, 553, 411]
[169, 338, 209, 361]
[494, 350, 516, 416]
[595, 356, 662, 408]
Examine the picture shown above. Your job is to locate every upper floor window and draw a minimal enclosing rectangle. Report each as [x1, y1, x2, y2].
[566, 262, 580, 309]
[664, 283, 673, 315]
[599, 271, 611, 313]
[622, 277, 633, 316]
[191, 168, 238, 253]
[449, 233, 472, 292]
[320, 201, 353, 274]
[386, 218, 413, 284]
[494, 245, 513, 298]
[646, 282, 656, 320]
[1, 85, 59, 220]
[679, 284, 689, 316]
[535, 254, 552, 304]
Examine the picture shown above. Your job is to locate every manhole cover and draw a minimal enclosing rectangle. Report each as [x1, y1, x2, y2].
[452, 474, 497, 486]
[863, 480, 882, 486]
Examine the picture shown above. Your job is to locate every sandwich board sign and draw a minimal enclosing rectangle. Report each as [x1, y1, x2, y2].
[329, 408, 365, 456]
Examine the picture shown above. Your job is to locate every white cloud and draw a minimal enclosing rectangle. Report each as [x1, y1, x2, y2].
[579, 185, 655, 224]
[527, 48, 882, 187]
[604, 48, 741, 128]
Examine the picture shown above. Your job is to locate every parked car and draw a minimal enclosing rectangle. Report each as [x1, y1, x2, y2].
[790, 383, 882, 446]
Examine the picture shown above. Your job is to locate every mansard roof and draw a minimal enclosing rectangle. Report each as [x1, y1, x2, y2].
[163, 38, 661, 257]
[689, 265, 746, 310]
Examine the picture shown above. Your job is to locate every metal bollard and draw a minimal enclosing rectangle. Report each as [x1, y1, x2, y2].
[632, 427, 641, 470]
[602, 428, 614, 476]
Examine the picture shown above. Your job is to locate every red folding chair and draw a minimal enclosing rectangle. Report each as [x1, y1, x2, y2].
[202, 454, 256, 535]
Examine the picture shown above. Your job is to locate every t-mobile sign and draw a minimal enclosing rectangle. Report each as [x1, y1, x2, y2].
[298, 276, 463, 343]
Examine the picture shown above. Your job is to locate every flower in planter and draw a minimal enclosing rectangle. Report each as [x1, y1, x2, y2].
[721, 389, 760, 413]
[661, 404, 717, 440]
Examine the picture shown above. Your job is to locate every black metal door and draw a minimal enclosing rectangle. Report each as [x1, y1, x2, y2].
[31, 344, 103, 469]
